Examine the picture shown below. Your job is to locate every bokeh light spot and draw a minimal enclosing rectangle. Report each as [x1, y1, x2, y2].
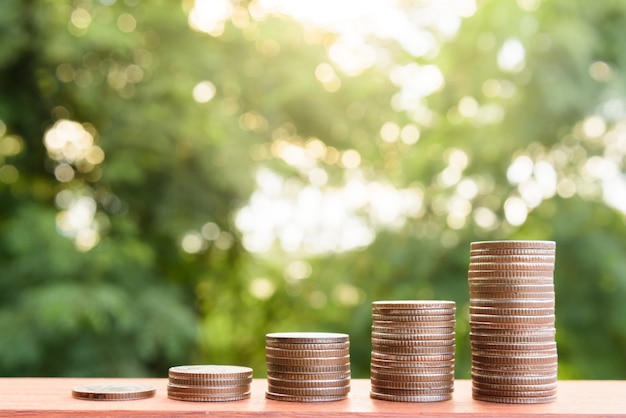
[117, 13, 137, 33]
[249, 278, 276, 300]
[504, 196, 528, 226]
[0, 165, 19, 184]
[71, 8, 92, 29]
[193, 81, 217, 103]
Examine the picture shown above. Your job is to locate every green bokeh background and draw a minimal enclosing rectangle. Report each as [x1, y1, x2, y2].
[1, 0, 625, 379]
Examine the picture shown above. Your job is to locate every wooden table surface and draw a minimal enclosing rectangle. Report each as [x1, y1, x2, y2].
[1, 378, 625, 417]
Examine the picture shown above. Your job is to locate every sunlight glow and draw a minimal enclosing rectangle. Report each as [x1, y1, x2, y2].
[44, 120, 108, 251]
[235, 168, 424, 255]
[193, 81, 216, 103]
[507, 155, 533, 184]
[390, 63, 445, 107]
[190, 0, 475, 77]
[249, 277, 276, 300]
[189, 0, 232, 35]
[55, 193, 101, 252]
[44, 119, 100, 165]
[504, 196, 528, 226]
[498, 38, 526, 72]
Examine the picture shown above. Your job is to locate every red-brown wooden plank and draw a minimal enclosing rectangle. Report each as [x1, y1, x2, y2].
[0, 378, 624, 417]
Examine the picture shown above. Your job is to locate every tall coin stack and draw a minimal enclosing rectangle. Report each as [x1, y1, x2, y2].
[167, 365, 253, 402]
[265, 332, 351, 402]
[370, 300, 456, 402]
[468, 240, 557, 404]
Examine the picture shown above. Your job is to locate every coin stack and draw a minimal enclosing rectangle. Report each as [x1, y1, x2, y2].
[469, 240, 557, 404]
[265, 332, 351, 402]
[370, 300, 456, 402]
[167, 365, 253, 402]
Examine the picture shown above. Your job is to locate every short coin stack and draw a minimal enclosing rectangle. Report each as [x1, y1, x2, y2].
[265, 332, 351, 402]
[370, 300, 456, 402]
[167, 365, 253, 402]
[469, 240, 557, 404]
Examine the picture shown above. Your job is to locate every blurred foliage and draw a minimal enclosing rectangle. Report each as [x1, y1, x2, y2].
[0, 0, 625, 380]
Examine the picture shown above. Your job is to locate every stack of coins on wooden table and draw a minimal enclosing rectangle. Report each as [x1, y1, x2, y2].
[468, 240, 558, 404]
[167, 365, 253, 402]
[265, 332, 351, 402]
[370, 300, 456, 402]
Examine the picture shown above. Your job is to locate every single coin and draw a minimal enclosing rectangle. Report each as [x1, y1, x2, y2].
[72, 383, 156, 401]
[470, 248, 555, 256]
[267, 385, 351, 396]
[471, 366, 558, 376]
[468, 278, 554, 287]
[472, 381, 557, 392]
[371, 359, 455, 369]
[469, 289, 555, 298]
[167, 392, 251, 402]
[265, 347, 349, 358]
[470, 341, 557, 352]
[470, 366, 557, 375]
[469, 263, 554, 271]
[267, 376, 350, 389]
[169, 365, 253, 379]
[468, 269, 554, 278]
[266, 332, 349, 344]
[266, 355, 350, 367]
[470, 311, 556, 324]
[470, 299, 555, 309]
[470, 327, 556, 335]
[469, 306, 554, 316]
[372, 352, 454, 362]
[372, 319, 455, 327]
[266, 363, 351, 374]
[470, 281, 556, 290]
[472, 392, 557, 404]
[371, 362, 455, 372]
[371, 337, 455, 347]
[469, 335, 556, 345]
[370, 378, 453, 390]
[371, 363, 454, 372]
[267, 371, 351, 381]
[469, 321, 555, 331]
[471, 353, 558, 365]
[372, 344, 456, 356]
[370, 391, 452, 402]
[470, 241, 556, 250]
[167, 384, 250, 395]
[371, 326, 455, 335]
[370, 370, 454, 384]
[471, 373, 557, 385]
[469, 254, 556, 263]
[371, 331, 455, 342]
[371, 386, 454, 396]
[372, 308, 456, 316]
[372, 314, 455, 323]
[469, 284, 554, 293]
[168, 376, 252, 387]
[266, 341, 350, 350]
[371, 355, 455, 366]
[471, 348, 558, 358]
[373, 301, 456, 309]
[371, 326, 455, 336]
[469, 334, 556, 344]
[472, 387, 557, 398]
[471, 364, 557, 373]
[471, 342, 557, 353]
[265, 391, 347, 402]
